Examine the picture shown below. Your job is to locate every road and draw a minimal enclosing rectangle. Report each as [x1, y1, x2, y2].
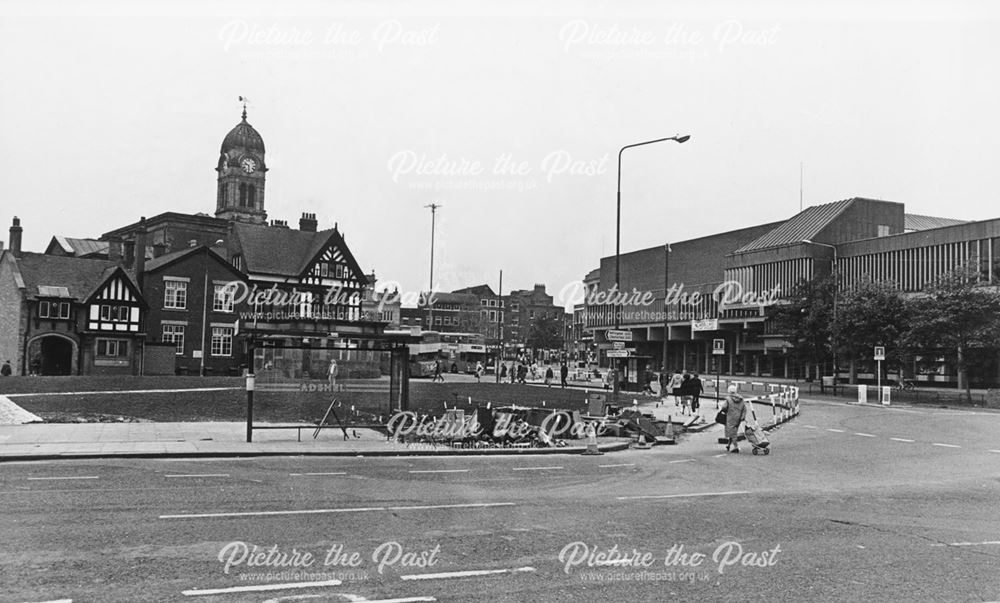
[1, 399, 999, 602]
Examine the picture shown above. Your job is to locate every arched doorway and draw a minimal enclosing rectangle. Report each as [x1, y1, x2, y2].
[27, 335, 75, 375]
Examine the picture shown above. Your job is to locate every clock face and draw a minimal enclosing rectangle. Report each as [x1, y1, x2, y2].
[241, 157, 257, 173]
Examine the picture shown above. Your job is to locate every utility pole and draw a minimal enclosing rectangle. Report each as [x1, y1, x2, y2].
[496, 269, 503, 383]
[424, 203, 441, 331]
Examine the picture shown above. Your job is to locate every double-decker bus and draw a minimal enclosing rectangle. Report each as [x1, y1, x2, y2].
[404, 331, 487, 377]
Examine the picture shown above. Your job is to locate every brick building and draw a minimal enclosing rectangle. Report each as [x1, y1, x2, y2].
[0, 218, 146, 376]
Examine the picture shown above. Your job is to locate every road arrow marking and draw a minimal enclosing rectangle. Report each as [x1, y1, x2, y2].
[182, 579, 342, 596]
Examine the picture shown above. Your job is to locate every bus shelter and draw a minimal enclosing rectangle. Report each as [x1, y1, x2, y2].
[242, 329, 419, 442]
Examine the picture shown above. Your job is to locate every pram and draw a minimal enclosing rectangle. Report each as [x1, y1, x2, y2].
[744, 400, 771, 455]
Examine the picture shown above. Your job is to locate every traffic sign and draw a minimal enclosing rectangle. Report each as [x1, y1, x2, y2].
[606, 349, 633, 358]
[713, 339, 725, 355]
[874, 346, 885, 361]
[612, 341, 625, 350]
[606, 330, 632, 342]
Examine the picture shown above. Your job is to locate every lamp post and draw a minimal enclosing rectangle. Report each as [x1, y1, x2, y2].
[662, 243, 672, 375]
[424, 203, 441, 331]
[614, 135, 689, 399]
[802, 239, 838, 394]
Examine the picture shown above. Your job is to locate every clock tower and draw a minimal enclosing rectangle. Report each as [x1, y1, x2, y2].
[216, 106, 267, 224]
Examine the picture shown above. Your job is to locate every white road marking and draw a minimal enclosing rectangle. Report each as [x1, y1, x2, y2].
[289, 472, 348, 476]
[511, 466, 563, 471]
[668, 459, 695, 464]
[713, 453, 727, 458]
[181, 579, 342, 596]
[890, 438, 915, 443]
[408, 469, 469, 474]
[598, 463, 636, 468]
[400, 567, 536, 581]
[160, 501, 514, 520]
[930, 541, 1000, 547]
[990, 450, 1000, 454]
[19, 599, 73, 603]
[337, 597, 437, 603]
[26, 476, 98, 481]
[853, 433, 876, 437]
[932, 443, 961, 448]
[826, 429, 845, 433]
[165, 474, 230, 478]
[387, 502, 515, 511]
[617, 490, 751, 501]
[801, 425, 817, 429]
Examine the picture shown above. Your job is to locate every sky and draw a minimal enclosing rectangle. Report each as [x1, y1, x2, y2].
[2, 0, 998, 310]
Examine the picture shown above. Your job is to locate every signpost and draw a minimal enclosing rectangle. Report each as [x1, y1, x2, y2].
[612, 341, 625, 350]
[606, 330, 633, 342]
[874, 346, 885, 398]
[712, 339, 725, 397]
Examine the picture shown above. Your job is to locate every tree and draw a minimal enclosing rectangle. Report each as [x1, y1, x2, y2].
[834, 281, 909, 384]
[903, 266, 1000, 401]
[525, 315, 564, 351]
[768, 275, 836, 380]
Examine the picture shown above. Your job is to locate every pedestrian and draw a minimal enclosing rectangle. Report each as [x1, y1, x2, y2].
[544, 365, 554, 386]
[659, 370, 672, 402]
[668, 371, 684, 408]
[433, 360, 444, 383]
[1, 360, 11, 377]
[690, 373, 704, 416]
[475, 361, 483, 382]
[641, 366, 655, 395]
[560, 363, 569, 388]
[327, 358, 338, 391]
[500, 363, 508, 380]
[680, 373, 693, 415]
[517, 363, 527, 384]
[722, 384, 748, 453]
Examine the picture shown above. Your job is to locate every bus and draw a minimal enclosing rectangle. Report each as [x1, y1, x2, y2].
[405, 331, 487, 377]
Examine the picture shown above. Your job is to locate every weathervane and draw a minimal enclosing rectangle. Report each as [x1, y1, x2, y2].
[238, 95, 250, 120]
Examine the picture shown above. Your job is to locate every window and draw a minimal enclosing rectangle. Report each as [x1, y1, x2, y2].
[435, 316, 442, 325]
[213, 284, 235, 313]
[100, 304, 131, 322]
[877, 224, 891, 237]
[39, 301, 70, 319]
[239, 183, 248, 207]
[232, 255, 244, 271]
[211, 327, 234, 357]
[335, 264, 345, 279]
[320, 262, 329, 277]
[162, 324, 185, 355]
[164, 280, 188, 309]
[97, 339, 128, 357]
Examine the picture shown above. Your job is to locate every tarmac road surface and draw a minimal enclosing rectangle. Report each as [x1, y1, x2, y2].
[1, 398, 999, 602]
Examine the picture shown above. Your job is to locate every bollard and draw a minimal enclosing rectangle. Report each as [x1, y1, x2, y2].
[665, 415, 674, 440]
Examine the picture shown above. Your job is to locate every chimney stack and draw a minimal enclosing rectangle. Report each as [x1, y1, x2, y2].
[299, 212, 318, 232]
[9, 216, 23, 258]
[135, 217, 147, 286]
[108, 236, 123, 263]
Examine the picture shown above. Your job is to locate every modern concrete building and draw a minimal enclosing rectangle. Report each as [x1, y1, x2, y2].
[584, 197, 999, 387]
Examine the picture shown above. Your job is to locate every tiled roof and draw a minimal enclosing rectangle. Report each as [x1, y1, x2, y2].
[13, 252, 124, 301]
[904, 213, 968, 231]
[232, 223, 367, 282]
[48, 236, 109, 257]
[734, 199, 855, 253]
[143, 245, 241, 278]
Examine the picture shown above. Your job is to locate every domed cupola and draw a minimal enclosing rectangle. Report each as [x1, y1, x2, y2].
[215, 105, 268, 225]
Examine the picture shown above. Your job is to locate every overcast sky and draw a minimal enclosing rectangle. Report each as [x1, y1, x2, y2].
[2, 0, 998, 309]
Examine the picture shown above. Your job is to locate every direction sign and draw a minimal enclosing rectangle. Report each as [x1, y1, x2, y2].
[874, 346, 885, 361]
[606, 349, 631, 358]
[713, 339, 725, 355]
[606, 330, 633, 342]
[612, 341, 625, 350]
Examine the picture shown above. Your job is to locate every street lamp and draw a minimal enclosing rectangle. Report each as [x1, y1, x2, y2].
[802, 239, 838, 394]
[662, 243, 672, 374]
[614, 134, 690, 398]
